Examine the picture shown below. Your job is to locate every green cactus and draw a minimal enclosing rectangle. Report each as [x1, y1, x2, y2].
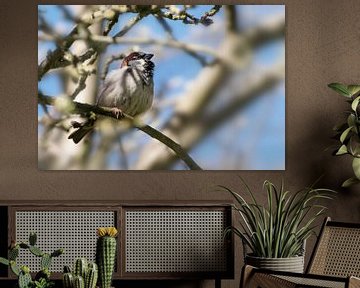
[9, 246, 19, 260]
[63, 271, 74, 288]
[29, 245, 44, 257]
[96, 227, 118, 288]
[18, 269, 32, 288]
[63, 259, 98, 288]
[74, 258, 88, 279]
[73, 275, 85, 288]
[41, 253, 52, 270]
[51, 248, 64, 258]
[10, 260, 21, 276]
[63, 265, 72, 273]
[21, 265, 30, 274]
[85, 263, 98, 288]
[0, 232, 63, 288]
[19, 243, 30, 249]
[29, 232, 37, 246]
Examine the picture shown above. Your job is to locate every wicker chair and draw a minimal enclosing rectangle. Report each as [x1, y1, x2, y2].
[241, 217, 360, 288]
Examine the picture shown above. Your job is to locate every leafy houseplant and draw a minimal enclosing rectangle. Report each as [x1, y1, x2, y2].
[221, 179, 334, 272]
[0, 232, 64, 288]
[328, 83, 360, 187]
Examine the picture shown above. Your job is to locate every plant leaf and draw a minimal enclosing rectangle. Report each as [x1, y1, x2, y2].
[351, 96, 360, 111]
[352, 157, 360, 179]
[340, 127, 352, 143]
[348, 85, 360, 97]
[342, 177, 360, 188]
[0, 257, 9, 266]
[336, 145, 348, 155]
[328, 83, 350, 97]
[349, 135, 360, 157]
[347, 114, 356, 129]
[223, 178, 334, 258]
[333, 122, 348, 132]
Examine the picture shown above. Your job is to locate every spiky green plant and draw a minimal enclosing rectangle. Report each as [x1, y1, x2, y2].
[221, 178, 335, 258]
[96, 227, 118, 288]
[0, 232, 63, 288]
[62, 260, 98, 288]
[19, 266, 32, 288]
[85, 262, 98, 288]
[63, 274, 73, 288]
[74, 258, 88, 280]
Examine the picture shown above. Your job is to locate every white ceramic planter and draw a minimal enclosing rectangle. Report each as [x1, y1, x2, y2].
[245, 254, 305, 273]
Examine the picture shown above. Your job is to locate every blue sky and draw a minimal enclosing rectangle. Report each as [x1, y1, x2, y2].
[38, 5, 285, 170]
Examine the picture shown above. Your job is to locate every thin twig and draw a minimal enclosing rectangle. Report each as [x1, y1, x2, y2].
[101, 53, 126, 80]
[113, 13, 144, 38]
[154, 14, 208, 65]
[159, 5, 222, 26]
[103, 12, 120, 36]
[70, 70, 96, 99]
[38, 7, 137, 81]
[57, 5, 78, 22]
[38, 23, 90, 81]
[85, 35, 220, 60]
[38, 94, 202, 170]
[154, 15, 174, 39]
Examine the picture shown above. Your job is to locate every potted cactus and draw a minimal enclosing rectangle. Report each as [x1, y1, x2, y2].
[62, 258, 98, 288]
[0, 232, 64, 288]
[96, 227, 118, 288]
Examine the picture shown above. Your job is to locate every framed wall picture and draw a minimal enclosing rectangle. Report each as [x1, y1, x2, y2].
[38, 5, 285, 170]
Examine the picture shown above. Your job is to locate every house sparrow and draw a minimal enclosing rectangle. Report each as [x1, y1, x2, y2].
[68, 51, 155, 144]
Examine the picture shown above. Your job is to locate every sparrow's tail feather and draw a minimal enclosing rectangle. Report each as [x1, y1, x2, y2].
[68, 117, 96, 144]
[68, 126, 94, 144]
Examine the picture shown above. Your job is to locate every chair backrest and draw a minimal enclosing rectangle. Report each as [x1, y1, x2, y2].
[307, 217, 360, 277]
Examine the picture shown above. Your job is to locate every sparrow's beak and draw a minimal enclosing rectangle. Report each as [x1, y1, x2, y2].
[144, 53, 154, 60]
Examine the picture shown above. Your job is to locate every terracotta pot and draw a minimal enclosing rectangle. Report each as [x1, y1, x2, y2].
[245, 254, 304, 273]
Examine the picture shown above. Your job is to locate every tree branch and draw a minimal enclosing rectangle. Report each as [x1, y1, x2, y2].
[38, 94, 202, 170]
[158, 5, 222, 25]
[153, 14, 209, 66]
[244, 15, 285, 48]
[134, 63, 284, 170]
[82, 35, 221, 61]
[38, 5, 224, 81]
[38, 6, 139, 81]
[38, 23, 92, 81]
[113, 13, 144, 37]
[224, 5, 238, 34]
[101, 53, 126, 80]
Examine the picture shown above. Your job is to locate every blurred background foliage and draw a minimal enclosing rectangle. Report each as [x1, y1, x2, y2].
[38, 5, 285, 170]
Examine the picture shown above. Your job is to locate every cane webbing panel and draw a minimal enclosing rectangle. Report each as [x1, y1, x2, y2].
[15, 211, 115, 272]
[309, 226, 360, 277]
[125, 210, 227, 273]
[277, 275, 345, 288]
[249, 273, 297, 288]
